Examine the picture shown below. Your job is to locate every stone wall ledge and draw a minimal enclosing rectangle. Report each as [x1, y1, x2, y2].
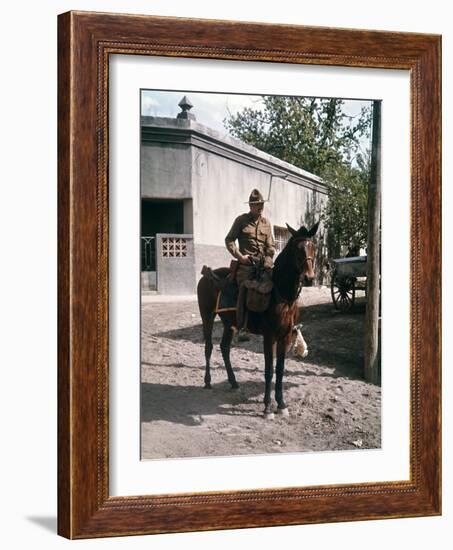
[142, 116, 328, 194]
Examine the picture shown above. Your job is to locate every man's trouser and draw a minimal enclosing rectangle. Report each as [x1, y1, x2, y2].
[236, 264, 254, 330]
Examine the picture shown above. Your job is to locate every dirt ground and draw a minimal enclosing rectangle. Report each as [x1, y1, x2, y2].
[141, 287, 381, 459]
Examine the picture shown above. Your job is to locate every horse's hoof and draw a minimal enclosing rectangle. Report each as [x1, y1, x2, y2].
[204, 383, 212, 389]
[263, 411, 275, 420]
[230, 382, 240, 390]
[277, 407, 290, 417]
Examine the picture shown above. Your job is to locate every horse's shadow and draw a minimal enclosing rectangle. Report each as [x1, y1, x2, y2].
[149, 321, 222, 343]
[141, 360, 264, 376]
[141, 378, 299, 426]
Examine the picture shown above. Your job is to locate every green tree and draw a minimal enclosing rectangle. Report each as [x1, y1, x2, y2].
[224, 96, 372, 256]
[321, 152, 370, 257]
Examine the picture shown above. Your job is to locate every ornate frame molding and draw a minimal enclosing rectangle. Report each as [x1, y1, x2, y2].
[58, 11, 441, 538]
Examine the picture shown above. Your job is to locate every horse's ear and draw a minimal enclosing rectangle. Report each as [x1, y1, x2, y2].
[286, 223, 297, 237]
[307, 221, 320, 238]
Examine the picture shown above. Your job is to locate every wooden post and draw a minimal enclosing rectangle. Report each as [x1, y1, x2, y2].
[364, 101, 381, 384]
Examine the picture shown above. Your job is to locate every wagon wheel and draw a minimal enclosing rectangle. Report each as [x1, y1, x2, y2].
[331, 275, 356, 311]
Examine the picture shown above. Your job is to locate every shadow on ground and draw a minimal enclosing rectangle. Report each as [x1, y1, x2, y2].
[296, 299, 367, 379]
[149, 299, 367, 382]
[141, 378, 299, 426]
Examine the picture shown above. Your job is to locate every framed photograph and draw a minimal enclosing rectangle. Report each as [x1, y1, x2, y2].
[58, 11, 441, 538]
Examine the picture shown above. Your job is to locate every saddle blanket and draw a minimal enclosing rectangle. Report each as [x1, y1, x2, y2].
[215, 282, 238, 313]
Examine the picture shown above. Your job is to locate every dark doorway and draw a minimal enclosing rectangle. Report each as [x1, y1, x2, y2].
[141, 199, 184, 236]
[141, 200, 184, 271]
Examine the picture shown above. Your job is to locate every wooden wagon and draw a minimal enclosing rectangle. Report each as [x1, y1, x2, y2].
[330, 255, 367, 312]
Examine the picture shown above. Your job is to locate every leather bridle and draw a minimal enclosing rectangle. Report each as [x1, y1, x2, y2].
[294, 238, 315, 268]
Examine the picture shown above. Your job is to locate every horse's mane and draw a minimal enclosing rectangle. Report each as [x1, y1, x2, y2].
[273, 237, 293, 273]
[272, 238, 301, 303]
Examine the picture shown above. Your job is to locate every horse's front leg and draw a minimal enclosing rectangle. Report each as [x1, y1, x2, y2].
[263, 334, 275, 419]
[220, 323, 239, 389]
[275, 339, 289, 415]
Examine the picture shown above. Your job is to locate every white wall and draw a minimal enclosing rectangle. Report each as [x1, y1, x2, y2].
[0, 1, 450, 549]
[141, 142, 192, 199]
[192, 147, 323, 246]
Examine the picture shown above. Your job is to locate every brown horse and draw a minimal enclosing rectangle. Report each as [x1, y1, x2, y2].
[197, 221, 319, 418]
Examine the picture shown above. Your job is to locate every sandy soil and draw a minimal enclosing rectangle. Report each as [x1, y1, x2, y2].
[141, 287, 381, 459]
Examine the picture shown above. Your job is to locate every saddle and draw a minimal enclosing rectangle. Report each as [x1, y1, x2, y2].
[201, 261, 239, 313]
[243, 272, 273, 312]
[201, 260, 239, 291]
[202, 259, 274, 316]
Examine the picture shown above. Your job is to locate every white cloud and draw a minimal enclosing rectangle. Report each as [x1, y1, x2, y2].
[141, 94, 161, 116]
[141, 90, 265, 135]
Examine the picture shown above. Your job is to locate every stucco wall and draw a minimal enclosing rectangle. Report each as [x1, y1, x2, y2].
[193, 243, 233, 286]
[191, 146, 326, 247]
[141, 142, 192, 199]
[155, 234, 196, 294]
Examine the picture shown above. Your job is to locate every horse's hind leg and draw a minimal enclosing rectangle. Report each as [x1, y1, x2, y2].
[220, 324, 239, 389]
[202, 313, 215, 389]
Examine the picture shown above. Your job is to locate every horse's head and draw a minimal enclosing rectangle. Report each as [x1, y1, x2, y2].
[285, 221, 319, 286]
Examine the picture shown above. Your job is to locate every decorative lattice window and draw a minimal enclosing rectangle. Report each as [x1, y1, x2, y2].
[274, 226, 291, 254]
[162, 237, 187, 258]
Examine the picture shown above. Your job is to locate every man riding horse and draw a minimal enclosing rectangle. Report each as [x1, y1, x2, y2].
[224, 189, 275, 339]
[198, 199, 319, 416]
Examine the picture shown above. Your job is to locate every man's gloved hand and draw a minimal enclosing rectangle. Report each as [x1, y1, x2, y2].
[239, 254, 252, 265]
[263, 256, 273, 269]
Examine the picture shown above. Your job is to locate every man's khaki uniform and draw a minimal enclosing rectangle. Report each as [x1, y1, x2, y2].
[225, 212, 275, 327]
[225, 212, 275, 260]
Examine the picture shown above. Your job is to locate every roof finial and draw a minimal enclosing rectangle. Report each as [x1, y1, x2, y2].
[177, 95, 196, 120]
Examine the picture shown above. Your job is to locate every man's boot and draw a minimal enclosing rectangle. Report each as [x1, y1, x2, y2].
[236, 286, 250, 342]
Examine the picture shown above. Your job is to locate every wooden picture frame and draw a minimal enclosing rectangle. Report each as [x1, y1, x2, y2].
[58, 10, 441, 539]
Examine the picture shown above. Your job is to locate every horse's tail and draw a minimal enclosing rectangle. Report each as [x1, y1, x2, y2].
[198, 270, 223, 347]
[197, 275, 214, 314]
[197, 266, 229, 316]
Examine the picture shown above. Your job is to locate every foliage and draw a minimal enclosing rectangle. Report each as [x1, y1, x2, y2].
[321, 153, 370, 256]
[224, 96, 372, 255]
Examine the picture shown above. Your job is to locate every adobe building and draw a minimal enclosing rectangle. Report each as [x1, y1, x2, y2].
[141, 96, 328, 294]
